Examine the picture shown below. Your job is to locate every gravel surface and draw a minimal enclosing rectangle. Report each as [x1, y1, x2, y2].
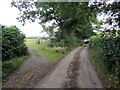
[3, 47, 52, 88]
[35, 47, 81, 88]
[35, 45, 103, 88]
[77, 45, 103, 88]
[3, 45, 103, 88]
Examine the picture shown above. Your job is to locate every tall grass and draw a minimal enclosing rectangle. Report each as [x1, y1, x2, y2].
[88, 48, 111, 88]
[2, 56, 29, 80]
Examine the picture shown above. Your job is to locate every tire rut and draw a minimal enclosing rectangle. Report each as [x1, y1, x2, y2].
[35, 47, 81, 88]
[63, 48, 81, 88]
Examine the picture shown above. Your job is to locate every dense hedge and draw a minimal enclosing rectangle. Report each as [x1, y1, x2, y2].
[2, 25, 28, 61]
[89, 35, 120, 86]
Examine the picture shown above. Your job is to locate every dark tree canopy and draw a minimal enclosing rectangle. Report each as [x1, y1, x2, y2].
[11, 1, 120, 46]
[91, 1, 120, 29]
[11, 2, 98, 46]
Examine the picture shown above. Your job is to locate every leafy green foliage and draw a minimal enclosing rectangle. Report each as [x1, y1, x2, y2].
[38, 2, 95, 47]
[91, 1, 120, 29]
[2, 25, 28, 61]
[11, 2, 97, 47]
[2, 56, 29, 80]
[89, 35, 120, 87]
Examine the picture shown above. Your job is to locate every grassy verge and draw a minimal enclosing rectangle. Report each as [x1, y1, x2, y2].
[25, 39, 70, 62]
[32, 49, 41, 57]
[0, 61, 2, 83]
[25, 39, 83, 63]
[88, 48, 119, 88]
[2, 56, 29, 80]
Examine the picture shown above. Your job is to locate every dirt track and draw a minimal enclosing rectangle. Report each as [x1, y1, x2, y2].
[3, 47, 52, 88]
[35, 45, 103, 88]
[35, 47, 81, 88]
[3, 45, 103, 88]
[77, 46, 103, 88]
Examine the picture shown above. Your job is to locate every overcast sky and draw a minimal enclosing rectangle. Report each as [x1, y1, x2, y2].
[0, 0, 48, 37]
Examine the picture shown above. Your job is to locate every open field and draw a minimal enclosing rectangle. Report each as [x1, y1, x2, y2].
[25, 39, 50, 45]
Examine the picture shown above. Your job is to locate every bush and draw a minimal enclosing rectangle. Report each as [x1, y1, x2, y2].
[2, 25, 28, 61]
[89, 35, 120, 87]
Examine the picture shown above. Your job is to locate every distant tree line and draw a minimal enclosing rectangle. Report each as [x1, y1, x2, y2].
[26, 36, 49, 39]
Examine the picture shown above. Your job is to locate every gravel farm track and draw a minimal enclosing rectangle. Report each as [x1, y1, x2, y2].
[3, 45, 103, 88]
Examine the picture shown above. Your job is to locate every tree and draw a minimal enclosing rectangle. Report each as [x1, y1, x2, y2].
[91, 1, 120, 29]
[11, 2, 97, 46]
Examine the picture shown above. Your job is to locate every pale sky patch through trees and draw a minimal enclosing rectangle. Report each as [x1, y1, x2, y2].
[0, 0, 109, 37]
[0, 0, 48, 37]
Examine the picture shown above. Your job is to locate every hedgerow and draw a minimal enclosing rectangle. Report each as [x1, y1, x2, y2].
[2, 25, 28, 61]
[89, 35, 120, 87]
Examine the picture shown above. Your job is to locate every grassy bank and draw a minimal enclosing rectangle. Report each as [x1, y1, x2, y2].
[88, 36, 120, 88]
[88, 48, 119, 88]
[25, 39, 72, 62]
[2, 56, 29, 80]
[0, 61, 2, 83]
